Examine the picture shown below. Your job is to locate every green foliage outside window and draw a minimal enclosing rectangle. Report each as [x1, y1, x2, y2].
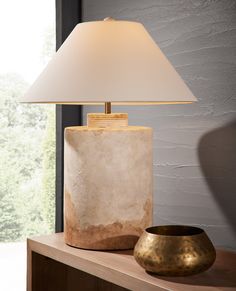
[0, 24, 55, 242]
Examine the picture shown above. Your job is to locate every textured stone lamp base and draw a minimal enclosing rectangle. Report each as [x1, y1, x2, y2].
[64, 114, 153, 250]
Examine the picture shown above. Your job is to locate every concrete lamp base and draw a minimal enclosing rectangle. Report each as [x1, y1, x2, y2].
[64, 113, 153, 250]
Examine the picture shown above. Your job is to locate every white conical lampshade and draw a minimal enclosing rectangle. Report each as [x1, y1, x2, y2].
[22, 19, 197, 104]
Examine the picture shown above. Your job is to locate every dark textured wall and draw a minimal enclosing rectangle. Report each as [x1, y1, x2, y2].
[82, 0, 236, 249]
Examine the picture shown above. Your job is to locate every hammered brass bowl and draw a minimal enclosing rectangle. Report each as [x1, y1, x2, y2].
[134, 225, 216, 276]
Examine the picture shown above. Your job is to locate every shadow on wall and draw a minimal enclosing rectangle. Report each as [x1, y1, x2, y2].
[198, 121, 236, 234]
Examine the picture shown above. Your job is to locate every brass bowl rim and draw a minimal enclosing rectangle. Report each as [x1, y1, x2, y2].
[145, 225, 205, 237]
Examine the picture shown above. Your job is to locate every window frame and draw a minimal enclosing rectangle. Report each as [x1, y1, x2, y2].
[55, 0, 82, 232]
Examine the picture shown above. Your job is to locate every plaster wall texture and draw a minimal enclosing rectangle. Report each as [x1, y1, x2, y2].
[82, 0, 236, 249]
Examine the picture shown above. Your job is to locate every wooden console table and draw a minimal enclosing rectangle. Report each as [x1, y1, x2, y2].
[27, 233, 236, 291]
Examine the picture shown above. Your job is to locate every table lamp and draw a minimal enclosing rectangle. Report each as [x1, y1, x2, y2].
[22, 18, 197, 250]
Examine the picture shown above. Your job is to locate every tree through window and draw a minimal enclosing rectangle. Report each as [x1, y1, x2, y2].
[0, 1, 55, 290]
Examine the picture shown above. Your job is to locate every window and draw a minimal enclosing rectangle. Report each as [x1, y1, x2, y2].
[0, 1, 55, 290]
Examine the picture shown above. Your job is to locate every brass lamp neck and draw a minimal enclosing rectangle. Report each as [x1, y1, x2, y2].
[105, 102, 111, 114]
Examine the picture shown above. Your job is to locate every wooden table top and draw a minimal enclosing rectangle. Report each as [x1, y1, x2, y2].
[27, 233, 236, 291]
